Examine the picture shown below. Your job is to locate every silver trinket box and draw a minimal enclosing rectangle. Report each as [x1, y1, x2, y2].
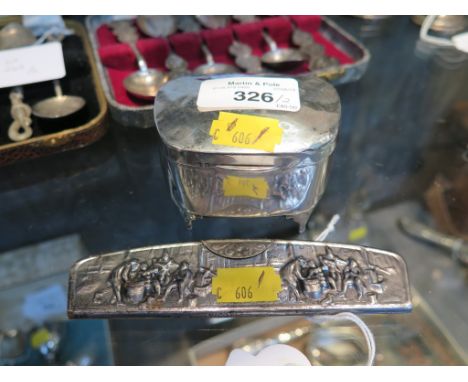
[68, 240, 412, 318]
[154, 75, 341, 231]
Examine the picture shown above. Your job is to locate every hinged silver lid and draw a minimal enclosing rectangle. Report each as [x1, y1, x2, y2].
[154, 75, 340, 166]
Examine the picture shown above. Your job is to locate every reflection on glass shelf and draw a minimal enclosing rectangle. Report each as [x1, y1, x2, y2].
[187, 291, 465, 365]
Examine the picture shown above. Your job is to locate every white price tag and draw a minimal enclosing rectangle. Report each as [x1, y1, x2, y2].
[197, 76, 301, 112]
[0, 42, 66, 89]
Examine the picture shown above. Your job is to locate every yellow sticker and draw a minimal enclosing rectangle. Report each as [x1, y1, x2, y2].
[30, 328, 52, 349]
[223, 176, 269, 199]
[209, 112, 283, 153]
[348, 226, 368, 242]
[212, 267, 282, 303]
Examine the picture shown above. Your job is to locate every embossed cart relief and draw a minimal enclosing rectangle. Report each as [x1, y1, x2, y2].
[68, 240, 412, 318]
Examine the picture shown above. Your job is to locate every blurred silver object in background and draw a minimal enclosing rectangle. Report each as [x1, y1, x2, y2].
[398, 217, 468, 266]
[412, 15, 468, 35]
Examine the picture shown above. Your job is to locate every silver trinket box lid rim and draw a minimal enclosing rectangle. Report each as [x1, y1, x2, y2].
[154, 74, 341, 164]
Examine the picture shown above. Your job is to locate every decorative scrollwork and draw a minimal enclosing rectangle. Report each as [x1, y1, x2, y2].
[202, 240, 270, 259]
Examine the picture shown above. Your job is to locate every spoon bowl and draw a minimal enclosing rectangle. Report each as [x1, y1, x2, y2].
[0, 22, 35, 50]
[194, 62, 239, 75]
[32, 95, 86, 119]
[123, 69, 169, 100]
[194, 42, 240, 75]
[261, 29, 307, 71]
[261, 48, 306, 71]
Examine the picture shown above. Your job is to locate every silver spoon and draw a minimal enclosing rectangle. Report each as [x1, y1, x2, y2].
[228, 40, 262, 73]
[287, 19, 337, 70]
[32, 34, 86, 119]
[32, 79, 86, 119]
[176, 16, 201, 33]
[110, 20, 168, 100]
[165, 43, 190, 79]
[133, 17, 189, 78]
[136, 16, 177, 38]
[0, 23, 36, 141]
[0, 25, 86, 121]
[194, 43, 239, 75]
[261, 29, 306, 71]
[232, 15, 259, 24]
[291, 26, 319, 51]
[195, 16, 231, 29]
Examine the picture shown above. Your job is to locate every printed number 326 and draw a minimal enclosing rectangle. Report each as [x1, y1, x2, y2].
[233, 91, 273, 102]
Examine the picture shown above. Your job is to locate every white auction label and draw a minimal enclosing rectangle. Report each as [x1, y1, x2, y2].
[0, 42, 66, 89]
[197, 76, 301, 112]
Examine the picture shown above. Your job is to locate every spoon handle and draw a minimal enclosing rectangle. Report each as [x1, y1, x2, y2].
[8, 87, 33, 142]
[262, 30, 278, 51]
[109, 21, 149, 72]
[129, 42, 148, 72]
[200, 43, 215, 65]
[53, 79, 63, 97]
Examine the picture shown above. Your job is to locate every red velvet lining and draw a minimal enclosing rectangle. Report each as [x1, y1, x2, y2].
[95, 16, 355, 107]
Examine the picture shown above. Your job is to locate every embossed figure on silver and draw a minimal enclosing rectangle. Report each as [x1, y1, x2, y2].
[68, 240, 412, 318]
[280, 247, 394, 305]
[93, 252, 216, 307]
